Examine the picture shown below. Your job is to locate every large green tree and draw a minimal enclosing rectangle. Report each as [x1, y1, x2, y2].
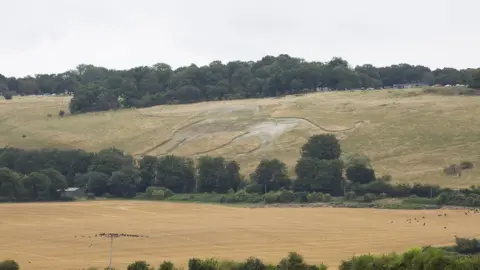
[0, 167, 22, 200]
[301, 134, 341, 160]
[5, 54, 477, 114]
[250, 159, 290, 192]
[154, 155, 196, 193]
[23, 172, 51, 200]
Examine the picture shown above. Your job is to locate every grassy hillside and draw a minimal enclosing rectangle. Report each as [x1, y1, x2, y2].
[1, 88, 479, 187]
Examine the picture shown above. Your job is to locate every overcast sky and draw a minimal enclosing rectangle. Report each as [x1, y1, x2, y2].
[1, 0, 479, 77]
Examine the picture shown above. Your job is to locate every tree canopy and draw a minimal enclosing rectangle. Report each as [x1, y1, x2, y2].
[1, 55, 479, 112]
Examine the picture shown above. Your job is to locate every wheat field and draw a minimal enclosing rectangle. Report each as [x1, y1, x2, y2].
[0, 201, 479, 270]
[1, 89, 480, 187]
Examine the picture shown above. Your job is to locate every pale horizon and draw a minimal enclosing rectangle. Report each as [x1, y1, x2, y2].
[1, 0, 479, 77]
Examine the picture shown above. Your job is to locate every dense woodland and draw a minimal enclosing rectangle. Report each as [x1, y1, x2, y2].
[1, 55, 480, 113]
[2, 237, 480, 269]
[0, 134, 478, 206]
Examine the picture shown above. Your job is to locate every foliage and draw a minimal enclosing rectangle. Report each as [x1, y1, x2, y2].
[1, 132, 480, 206]
[126, 260, 152, 270]
[341, 153, 371, 168]
[295, 158, 344, 195]
[471, 70, 480, 89]
[158, 261, 175, 270]
[340, 245, 480, 270]
[197, 156, 241, 193]
[301, 134, 341, 161]
[2, 92, 13, 100]
[107, 171, 137, 198]
[3, 55, 478, 113]
[155, 155, 196, 193]
[346, 165, 375, 185]
[7, 238, 480, 270]
[188, 258, 219, 270]
[0, 260, 19, 270]
[362, 193, 376, 203]
[453, 237, 480, 254]
[250, 159, 290, 192]
[85, 171, 109, 196]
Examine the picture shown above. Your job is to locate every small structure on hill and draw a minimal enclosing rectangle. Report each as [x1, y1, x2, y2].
[60, 187, 85, 198]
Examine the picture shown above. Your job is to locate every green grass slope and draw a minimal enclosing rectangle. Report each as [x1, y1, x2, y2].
[1, 88, 479, 187]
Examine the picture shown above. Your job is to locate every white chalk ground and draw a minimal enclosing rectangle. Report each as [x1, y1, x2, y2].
[138, 97, 363, 156]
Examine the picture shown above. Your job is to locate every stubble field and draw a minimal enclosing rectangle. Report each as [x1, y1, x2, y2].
[1, 201, 480, 269]
[1, 88, 480, 187]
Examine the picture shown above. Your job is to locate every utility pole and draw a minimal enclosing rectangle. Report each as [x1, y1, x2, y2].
[109, 235, 113, 270]
[96, 233, 150, 270]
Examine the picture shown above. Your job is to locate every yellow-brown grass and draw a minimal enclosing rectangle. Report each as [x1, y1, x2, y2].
[1, 88, 480, 187]
[1, 201, 479, 270]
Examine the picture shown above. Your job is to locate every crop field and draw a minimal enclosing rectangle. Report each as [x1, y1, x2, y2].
[1, 201, 480, 270]
[1, 88, 479, 187]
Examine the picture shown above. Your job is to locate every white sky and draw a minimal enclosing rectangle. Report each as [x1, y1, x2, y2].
[1, 0, 479, 77]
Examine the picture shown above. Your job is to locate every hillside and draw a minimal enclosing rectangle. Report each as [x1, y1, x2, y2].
[1, 88, 479, 187]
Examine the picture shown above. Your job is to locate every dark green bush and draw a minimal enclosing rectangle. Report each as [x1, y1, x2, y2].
[126, 260, 150, 270]
[306, 192, 323, 203]
[159, 261, 175, 270]
[264, 191, 279, 203]
[278, 189, 295, 203]
[454, 237, 480, 254]
[188, 258, 218, 270]
[363, 193, 376, 203]
[0, 260, 19, 270]
[2, 93, 13, 100]
[245, 184, 265, 194]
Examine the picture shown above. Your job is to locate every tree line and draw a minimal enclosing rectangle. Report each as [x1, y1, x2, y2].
[1, 55, 480, 113]
[2, 237, 480, 269]
[0, 134, 478, 207]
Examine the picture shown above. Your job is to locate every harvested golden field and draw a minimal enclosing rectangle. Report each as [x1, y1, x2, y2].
[1, 88, 480, 187]
[1, 201, 480, 270]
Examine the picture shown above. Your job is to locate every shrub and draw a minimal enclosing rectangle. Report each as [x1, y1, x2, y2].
[188, 258, 218, 270]
[151, 190, 166, 200]
[294, 191, 309, 203]
[278, 189, 295, 203]
[454, 237, 480, 254]
[264, 191, 279, 203]
[241, 257, 267, 270]
[218, 260, 242, 270]
[233, 190, 252, 202]
[127, 261, 151, 270]
[363, 193, 376, 202]
[245, 184, 264, 194]
[0, 260, 19, 270]
[344, 191, 356, 200]
[2, 92, 13, 100]
[378, 192, 387, 200]
[87, 193, 96, 200]
[322, 193, 333, 202]
[346, 165, 376, 184]
[306, 192, 323, 203]
[59, 110, 66, 117]
[145, 187, 174, 199]
[460, 161, 474, 170]
[159, 261, 175, 270]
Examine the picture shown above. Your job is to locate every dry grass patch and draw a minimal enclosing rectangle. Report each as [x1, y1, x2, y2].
[1, 89, 480, 187]
[1, 201, 480, 270]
